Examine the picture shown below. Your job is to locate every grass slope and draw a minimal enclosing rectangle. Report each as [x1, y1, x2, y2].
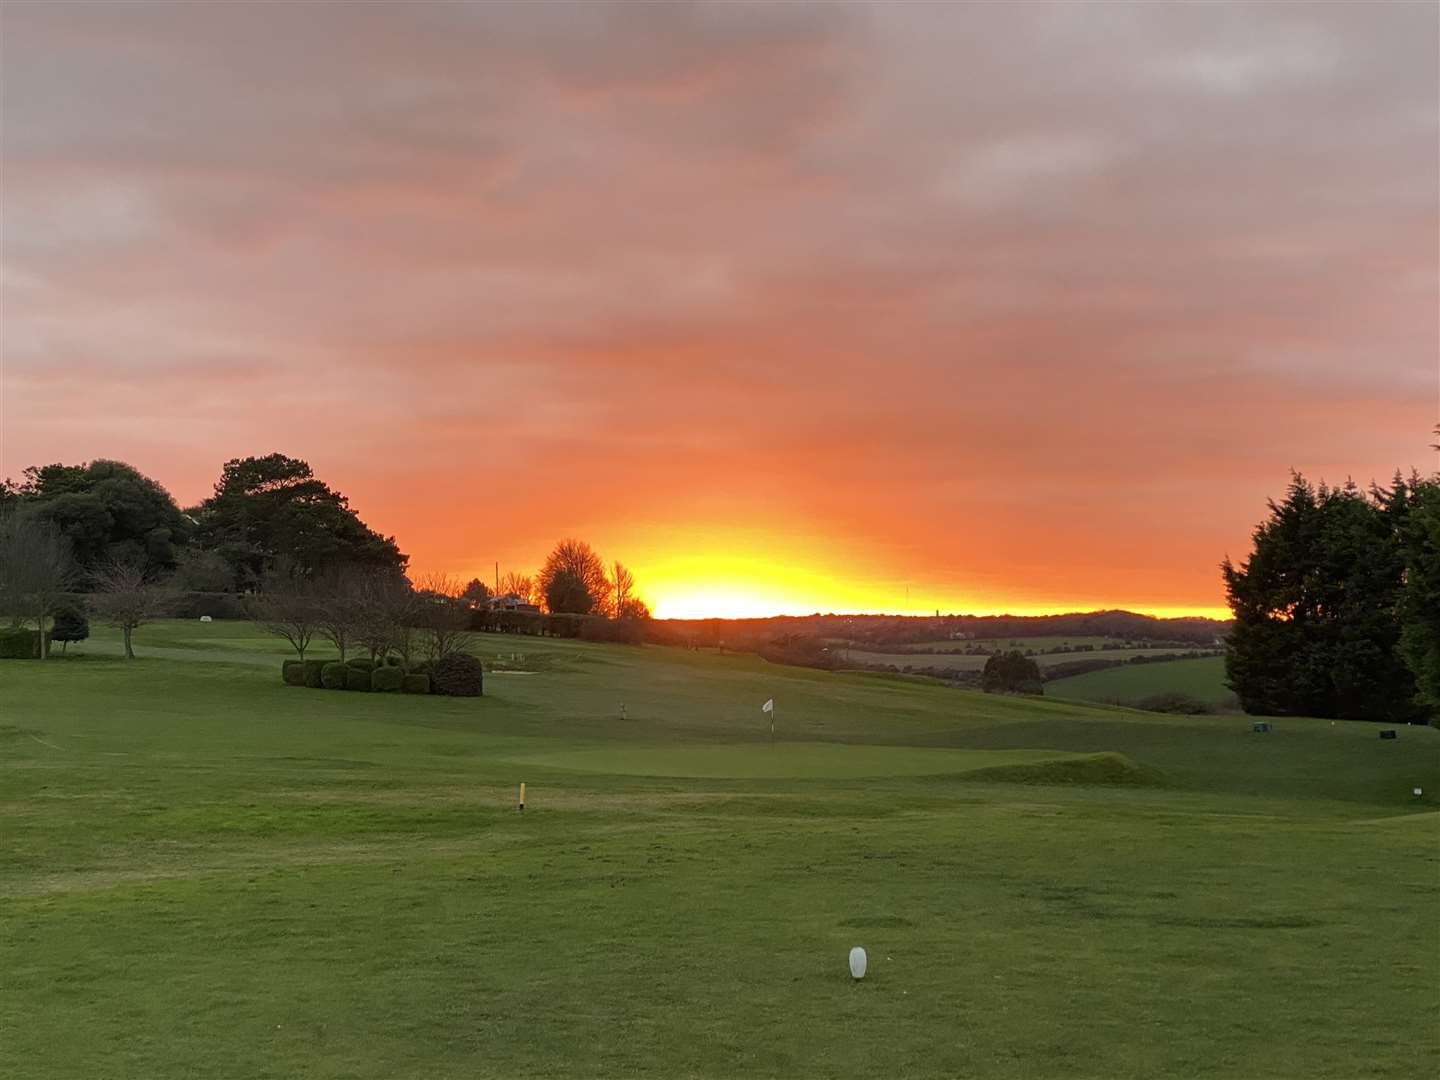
[845, 647, 1205, 673]
[1048, 655, 1233, 707]
[2, 621, 1437, 1080]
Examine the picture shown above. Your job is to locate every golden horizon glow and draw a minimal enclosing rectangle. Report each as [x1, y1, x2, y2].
[645, 587, 1231, 622]
[464, 544, 1233, 622]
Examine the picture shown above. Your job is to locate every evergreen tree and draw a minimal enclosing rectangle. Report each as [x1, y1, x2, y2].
[1398, 477, 1440, 718]
[48, 604, 90, 654]
[190, 454, 406, 588]
[1223, 474, 1424, 722]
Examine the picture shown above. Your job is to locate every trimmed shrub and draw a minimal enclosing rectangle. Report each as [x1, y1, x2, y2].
[321, 662, 349, 690]
[409, 660, 432, 676]
[346, 667, 372, 692]
[431, 653, 484, 697]
[371, 665, 404, 693]
[346, 657, 374, 672]
[402, 673, 431, 694]
[303, 659, 329, 688]
[0, 628, 40, 659]
[282, 660, 306, 687]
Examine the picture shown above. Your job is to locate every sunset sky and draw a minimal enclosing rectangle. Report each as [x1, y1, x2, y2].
[3, 1, 1437, 619]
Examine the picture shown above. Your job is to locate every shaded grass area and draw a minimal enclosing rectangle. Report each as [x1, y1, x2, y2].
[1048, 656, 1234, 707]
[2, 622, 1438, 1079]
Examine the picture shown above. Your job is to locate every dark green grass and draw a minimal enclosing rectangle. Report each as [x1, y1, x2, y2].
[3, 623, 1437, 1079]
[846, 647, 1206, 673]
[1048, 656, 1234, 707]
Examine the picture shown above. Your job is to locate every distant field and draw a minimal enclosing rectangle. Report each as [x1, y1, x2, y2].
[1048, 656, 1234, 707]
[841, 636, 1219, 657]
[888, 635, 1126, 654]
[845, 647, 1193, 673]
[3, 620, 1436, 1079]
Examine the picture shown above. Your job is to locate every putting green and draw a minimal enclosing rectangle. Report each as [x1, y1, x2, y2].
[504, 742, 1091, 779]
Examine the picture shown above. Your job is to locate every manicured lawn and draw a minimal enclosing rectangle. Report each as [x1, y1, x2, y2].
[2, 622, 1436, 1078]
[1048, 655, 1234, 707]
[846, 647, 1212, 673]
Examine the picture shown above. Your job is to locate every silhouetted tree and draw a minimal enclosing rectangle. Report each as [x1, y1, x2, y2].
[355, 570, 417, 663]
[544, 569, 593, 616]
[461, 578, 491, 607]
[1223, 474, 1423, 721]
[6, 460, 188, 578]
[982, 651, 1043, 694]
[1399, 476, 1440, 718]
[538, 539, 609, 615]
[413, 573, 473, 663]
[190, 453, 406, 588]
[498, 571, 537, 605]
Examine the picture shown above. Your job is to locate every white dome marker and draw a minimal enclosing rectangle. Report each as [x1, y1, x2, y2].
[849, 946, 867, 980]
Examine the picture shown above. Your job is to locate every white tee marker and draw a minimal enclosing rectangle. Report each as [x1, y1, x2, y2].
[849, 946, 867, 980]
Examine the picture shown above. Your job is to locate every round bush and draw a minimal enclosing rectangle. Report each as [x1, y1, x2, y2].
[345, 667, 372, 692]
[431, 653, 484, 697]
[303, 659, 329, 688]
[0, 627, 39, 659]
[401, 673, 431, 694]
[346, 657, 374, 672]
[371, 665, 404, 693]
[282, 660, 306, 686]
[321, 662, 349, 690]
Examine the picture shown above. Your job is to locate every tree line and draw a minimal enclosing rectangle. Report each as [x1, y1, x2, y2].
[1, 451, 651, 659]
[1224, 455, 1439, 723]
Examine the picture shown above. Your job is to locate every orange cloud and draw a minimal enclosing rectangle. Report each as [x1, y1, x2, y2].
[3, 2, 1436, 618]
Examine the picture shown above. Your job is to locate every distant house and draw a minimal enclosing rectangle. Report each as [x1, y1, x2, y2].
[487, 593, 541, 614]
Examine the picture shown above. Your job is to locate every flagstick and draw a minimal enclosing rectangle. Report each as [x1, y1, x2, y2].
[770, 702, 775, 746]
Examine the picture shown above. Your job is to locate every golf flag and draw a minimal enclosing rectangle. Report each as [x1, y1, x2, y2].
[762, 699, 774, 714]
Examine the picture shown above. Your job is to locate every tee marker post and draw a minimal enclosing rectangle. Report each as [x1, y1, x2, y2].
[519, 782, 525, 812]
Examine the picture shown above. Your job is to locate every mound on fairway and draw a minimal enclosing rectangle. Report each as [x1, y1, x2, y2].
[505, 743, 1104, 780]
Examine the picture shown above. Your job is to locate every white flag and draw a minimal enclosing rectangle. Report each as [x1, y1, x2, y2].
[762, 699, 774, 714]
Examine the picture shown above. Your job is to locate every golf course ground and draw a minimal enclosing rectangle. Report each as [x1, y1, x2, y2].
[1047, 656, 1235, 709]
[3, 622, 1437, 1079]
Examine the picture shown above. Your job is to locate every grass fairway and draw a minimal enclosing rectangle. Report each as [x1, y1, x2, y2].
[3, 622, 1438, 1079]
[845, 647, 1202, 673]
[1049, 656, 1233, 707]
[505, 744, 1108, 780]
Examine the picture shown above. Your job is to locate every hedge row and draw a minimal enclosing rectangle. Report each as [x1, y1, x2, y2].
[282, 658, 433, 694]
[0, 628, 41, 659]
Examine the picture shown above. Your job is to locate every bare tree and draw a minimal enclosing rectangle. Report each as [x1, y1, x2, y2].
[380, 582, 420, 666]
[354, 571, 415, 663]
[498, 571, 537, 606]
[413, 572, 474, 663]
[249, 565, 320, 661]
[91, 559, 174, 660]
[313, 566, 363, 662]
[0, 516, 78, 657]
